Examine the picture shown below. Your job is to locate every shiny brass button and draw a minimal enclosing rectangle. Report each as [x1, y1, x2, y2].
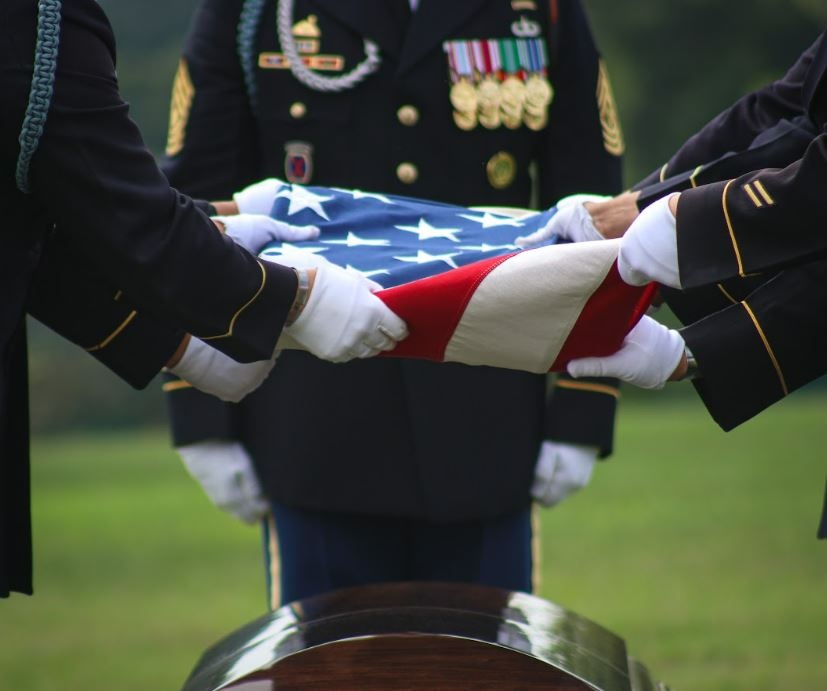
[289, 102, 307, 119]
[486, 151, 517, 189]
[397, 104, 419, 126]
[396, 162, 419, 184]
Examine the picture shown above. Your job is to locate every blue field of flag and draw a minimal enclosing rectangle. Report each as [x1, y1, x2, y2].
[261, 183, 559, 288]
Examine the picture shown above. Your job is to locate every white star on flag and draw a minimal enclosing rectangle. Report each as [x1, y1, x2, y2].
[332, 188, 394, 204]
[457, 212, 526, 228]
[262, 182, 553, 289]
[322, 232, 391, 247]
[393, 249, 461, 269]
[260, 242, 329, 258]
[276, 185, 334, 220]
[345, 264, 391, 279]
[458, 243, 519, 253]
[396, 218, 463, 242]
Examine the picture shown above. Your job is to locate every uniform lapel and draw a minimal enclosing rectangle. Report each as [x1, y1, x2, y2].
[310, 0, 405, 60]
[397, 0, 488, 76]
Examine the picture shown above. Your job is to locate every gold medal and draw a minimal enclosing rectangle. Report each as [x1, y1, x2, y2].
[477, 77, 501, 111]
[486, 151, 517, 189]
[522, 98, 546, 117]
[502, 112, 522, 130]
[523, 111, 548, 131]
[453, 109, 478, 131]
[478, 108, 502, 130]
[500, 99, 523, 116]
[524, 74, 553, 108]
[450, 79, 478, 113]
[499, 76, 526, 126]
[500, 76, 526, 107]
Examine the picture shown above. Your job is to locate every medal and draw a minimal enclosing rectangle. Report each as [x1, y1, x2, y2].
[500, 76, 526, 115]
[524, 74, 553, 108]
[498, 40, 526, 125]
[501, 112, 522, 130]
[478, 108, 502, 129]
[445, 40, 480, 130]
[477, 77, 501, 110]
[450, 79, 478, 113]
[523, 111, 547, 131]
[453, 109, 478, 131]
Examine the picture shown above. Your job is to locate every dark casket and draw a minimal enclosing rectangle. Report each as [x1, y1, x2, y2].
[182, 582, 670, 691]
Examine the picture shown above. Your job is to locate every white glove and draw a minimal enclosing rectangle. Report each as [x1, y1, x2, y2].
[233, 178, 287, 215]
[262, 253, 408, 362]
[291, 263, 408, 361]
[168, 336, 276, 402]
[567, 315, 685, 389]
[261, 249, 332, 272]
[178, 441, 268, 524]
[618, 195, 680, 288]
[531, 441, 598, 508]
[215, 214, 319, 254]
[515, 194, 610, 248]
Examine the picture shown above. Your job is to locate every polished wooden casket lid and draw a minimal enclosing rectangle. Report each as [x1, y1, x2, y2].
[182, 582, 669, 690]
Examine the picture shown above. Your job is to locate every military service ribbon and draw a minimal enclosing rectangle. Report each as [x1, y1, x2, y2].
[444, 38, 553, 132]
[447, 41, 479, 131]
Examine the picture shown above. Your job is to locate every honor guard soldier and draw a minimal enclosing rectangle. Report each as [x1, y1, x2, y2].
[163, 0, 626, 606]
[522, 30, 827, 538]
[1, 0, 405, 599]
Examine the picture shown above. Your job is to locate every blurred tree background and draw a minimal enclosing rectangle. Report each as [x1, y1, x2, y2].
[27, 0, 826, 433]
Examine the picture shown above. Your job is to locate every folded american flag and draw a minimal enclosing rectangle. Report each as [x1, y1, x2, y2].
[261, 182, 654, 373]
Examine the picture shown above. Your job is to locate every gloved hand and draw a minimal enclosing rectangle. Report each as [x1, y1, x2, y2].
[567, 315, 685, 389]
[618, 194, 680, 288]
[531, 441, 598, 507]
[167, 336, 276, 402]
[233, 178, 287, 215]
[515, 193, 610, 248]
[178, 441, 268, 524]
[263, 253, 408, 362]
[215, 214, 319, 254]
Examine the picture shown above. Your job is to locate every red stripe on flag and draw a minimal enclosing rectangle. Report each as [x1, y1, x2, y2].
[550, 263, 656, 370]
[377, 253, 514, 361]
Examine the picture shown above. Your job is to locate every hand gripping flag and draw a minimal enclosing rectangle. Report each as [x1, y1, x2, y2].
[261, 182, 655, 373]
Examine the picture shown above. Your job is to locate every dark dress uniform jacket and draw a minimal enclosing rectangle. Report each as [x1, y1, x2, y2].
[164, 0, 624, 522]
[631, 30, 827, 432]
[0, 0, 298, 597]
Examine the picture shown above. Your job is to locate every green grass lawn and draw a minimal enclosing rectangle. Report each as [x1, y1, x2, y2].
[2, 394, 825, 690]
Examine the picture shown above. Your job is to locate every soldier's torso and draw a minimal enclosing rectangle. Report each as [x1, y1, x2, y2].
[250, 0, 559, 205]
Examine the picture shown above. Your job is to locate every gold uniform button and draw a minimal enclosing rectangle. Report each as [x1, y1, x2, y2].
[396, 162, 418, 184]
[289, 102, 307, 119]
[397, 105, 419, 126]
[486, 151, 517, 189]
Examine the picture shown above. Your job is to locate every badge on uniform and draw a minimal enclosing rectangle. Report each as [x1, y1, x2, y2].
[284, 141, 313, 184]
[443, 35, 553, 133]
[258, 15, 345, 73]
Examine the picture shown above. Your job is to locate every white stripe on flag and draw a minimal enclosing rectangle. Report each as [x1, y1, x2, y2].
[443, 239, 620, 373]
